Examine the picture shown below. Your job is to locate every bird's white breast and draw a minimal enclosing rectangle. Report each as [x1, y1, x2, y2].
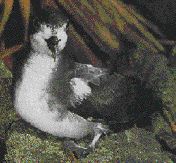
[15, 53, 59, 120]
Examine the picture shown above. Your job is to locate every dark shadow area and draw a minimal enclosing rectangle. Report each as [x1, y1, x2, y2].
[156, 130, 176, 156]
[0, 139, 7, 162]
[3, 0, 24, 47]
[123, 0, 176, 40]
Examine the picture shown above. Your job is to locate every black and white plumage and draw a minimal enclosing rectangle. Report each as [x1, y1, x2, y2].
[14, 9, 153, 157]
[14, 9, 111, 155]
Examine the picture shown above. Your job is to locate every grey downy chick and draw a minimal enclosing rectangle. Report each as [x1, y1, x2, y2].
[14, 9, 108, 158]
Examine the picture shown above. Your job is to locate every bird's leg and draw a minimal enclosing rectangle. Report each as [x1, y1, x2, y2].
[64, 123, 109, 158]
[89, 133, 102, 149]
[89, 123, 109, 149]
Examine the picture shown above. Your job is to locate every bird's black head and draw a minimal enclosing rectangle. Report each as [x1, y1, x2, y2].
[30, 8, 69, 59]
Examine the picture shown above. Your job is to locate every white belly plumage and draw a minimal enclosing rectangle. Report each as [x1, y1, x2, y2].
[15, 53, 93, 139]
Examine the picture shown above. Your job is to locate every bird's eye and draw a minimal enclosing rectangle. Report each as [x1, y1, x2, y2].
[66, 22, 69, 29]
[58, 39, 61, 42]
[46, 24, 50, 28]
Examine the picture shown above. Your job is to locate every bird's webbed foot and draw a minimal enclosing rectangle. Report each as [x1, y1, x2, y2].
[64, 140, 92, 158]
[64, 123, 109, 158]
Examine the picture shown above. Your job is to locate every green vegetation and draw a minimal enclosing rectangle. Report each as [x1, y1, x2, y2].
[1, 63, 176, 162]
[0, 61, 12, 78]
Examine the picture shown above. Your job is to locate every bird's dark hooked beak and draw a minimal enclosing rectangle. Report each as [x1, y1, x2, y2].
[45, 36, 61, 61]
